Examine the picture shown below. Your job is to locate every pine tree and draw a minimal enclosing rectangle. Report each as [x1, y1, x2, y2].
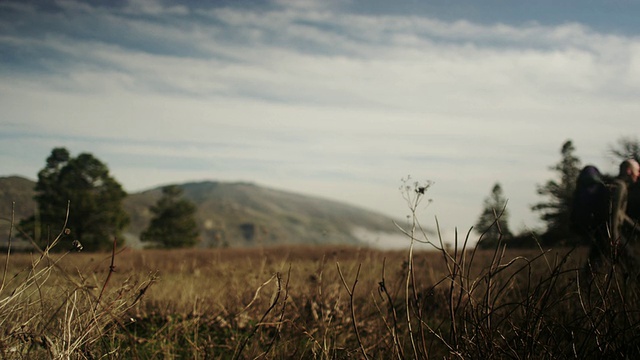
[141, 185, 200, 248]
[475, 182, 512, 248]
[21, 147, 129, 251]
[532, 140, 581, 244]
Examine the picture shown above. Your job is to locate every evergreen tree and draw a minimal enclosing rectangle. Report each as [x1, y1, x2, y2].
[21, 147, 129, 251]
[475, 182, 512, 248]
[141, 185, 200, 248]
[532, 140, 581, 244]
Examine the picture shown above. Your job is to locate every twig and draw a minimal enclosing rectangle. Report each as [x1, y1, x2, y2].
[95, 237, 117, 311]
[234, 272, 283, 360]
[258, 265, 291, 359]
[378, 258, 404, 360]
[336, 262, 369, 360]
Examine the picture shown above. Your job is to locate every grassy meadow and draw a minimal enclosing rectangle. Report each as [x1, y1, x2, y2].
[2, 185, 640, 359]
[3, 236, 640, 359]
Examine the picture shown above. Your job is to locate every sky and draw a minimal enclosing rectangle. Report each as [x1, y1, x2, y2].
[1, 0, 640, 244]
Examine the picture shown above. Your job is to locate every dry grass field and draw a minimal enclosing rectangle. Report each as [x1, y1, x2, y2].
[3, 184, 640, 359]
[3, 237, 640, 359]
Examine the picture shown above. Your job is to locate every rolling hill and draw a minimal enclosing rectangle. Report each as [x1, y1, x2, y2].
[0, 176, 403, 248]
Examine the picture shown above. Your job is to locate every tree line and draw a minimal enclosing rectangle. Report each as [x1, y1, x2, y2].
[16, 138, 640, 251]
[475, 136, 640, 248]
[19, 147, 199, 251]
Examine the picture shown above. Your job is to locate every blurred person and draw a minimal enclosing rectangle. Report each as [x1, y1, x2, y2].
[586, 159, 640, 274]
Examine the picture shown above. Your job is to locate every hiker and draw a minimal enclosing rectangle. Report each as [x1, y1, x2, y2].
[586, 159, 640, 273]
[609, 159, 640, 268]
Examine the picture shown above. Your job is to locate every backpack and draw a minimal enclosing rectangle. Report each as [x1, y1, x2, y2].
[570, 165, 611, 234]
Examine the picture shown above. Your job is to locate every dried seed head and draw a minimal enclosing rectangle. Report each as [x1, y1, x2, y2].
[71, 240, 83, 252]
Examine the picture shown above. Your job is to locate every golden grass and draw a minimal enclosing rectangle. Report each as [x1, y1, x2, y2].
[2, 243, 610, 359]
[2, 182, 639, 359]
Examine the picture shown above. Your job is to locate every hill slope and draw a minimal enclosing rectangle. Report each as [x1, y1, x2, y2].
[0, 177, 402, 248]
[0, 176, 37, 239]
[124, 181, 401, 247]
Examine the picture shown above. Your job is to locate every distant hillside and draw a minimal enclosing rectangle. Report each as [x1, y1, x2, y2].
[0, 176, 37, 239]
[124, 181, 402, 248]
[0, 177, 402, 248]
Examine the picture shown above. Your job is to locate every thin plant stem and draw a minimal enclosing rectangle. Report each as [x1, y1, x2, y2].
[1, 202, 15, 292]
[337, 262, 369, 360]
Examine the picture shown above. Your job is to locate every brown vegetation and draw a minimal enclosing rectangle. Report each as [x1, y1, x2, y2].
[5, 240, 640, 359]
[3, 180, 640, 359]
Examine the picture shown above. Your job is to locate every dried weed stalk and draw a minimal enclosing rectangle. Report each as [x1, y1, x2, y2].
[0, 203, 155, 359]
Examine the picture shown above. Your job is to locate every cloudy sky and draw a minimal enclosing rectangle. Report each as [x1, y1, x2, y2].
[1, 0, 639, 242]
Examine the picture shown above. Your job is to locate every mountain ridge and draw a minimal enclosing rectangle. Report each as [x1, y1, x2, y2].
[0, 176, 404, 248]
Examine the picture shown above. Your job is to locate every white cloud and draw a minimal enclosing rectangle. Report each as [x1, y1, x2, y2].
[122, 0, 189, 16]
